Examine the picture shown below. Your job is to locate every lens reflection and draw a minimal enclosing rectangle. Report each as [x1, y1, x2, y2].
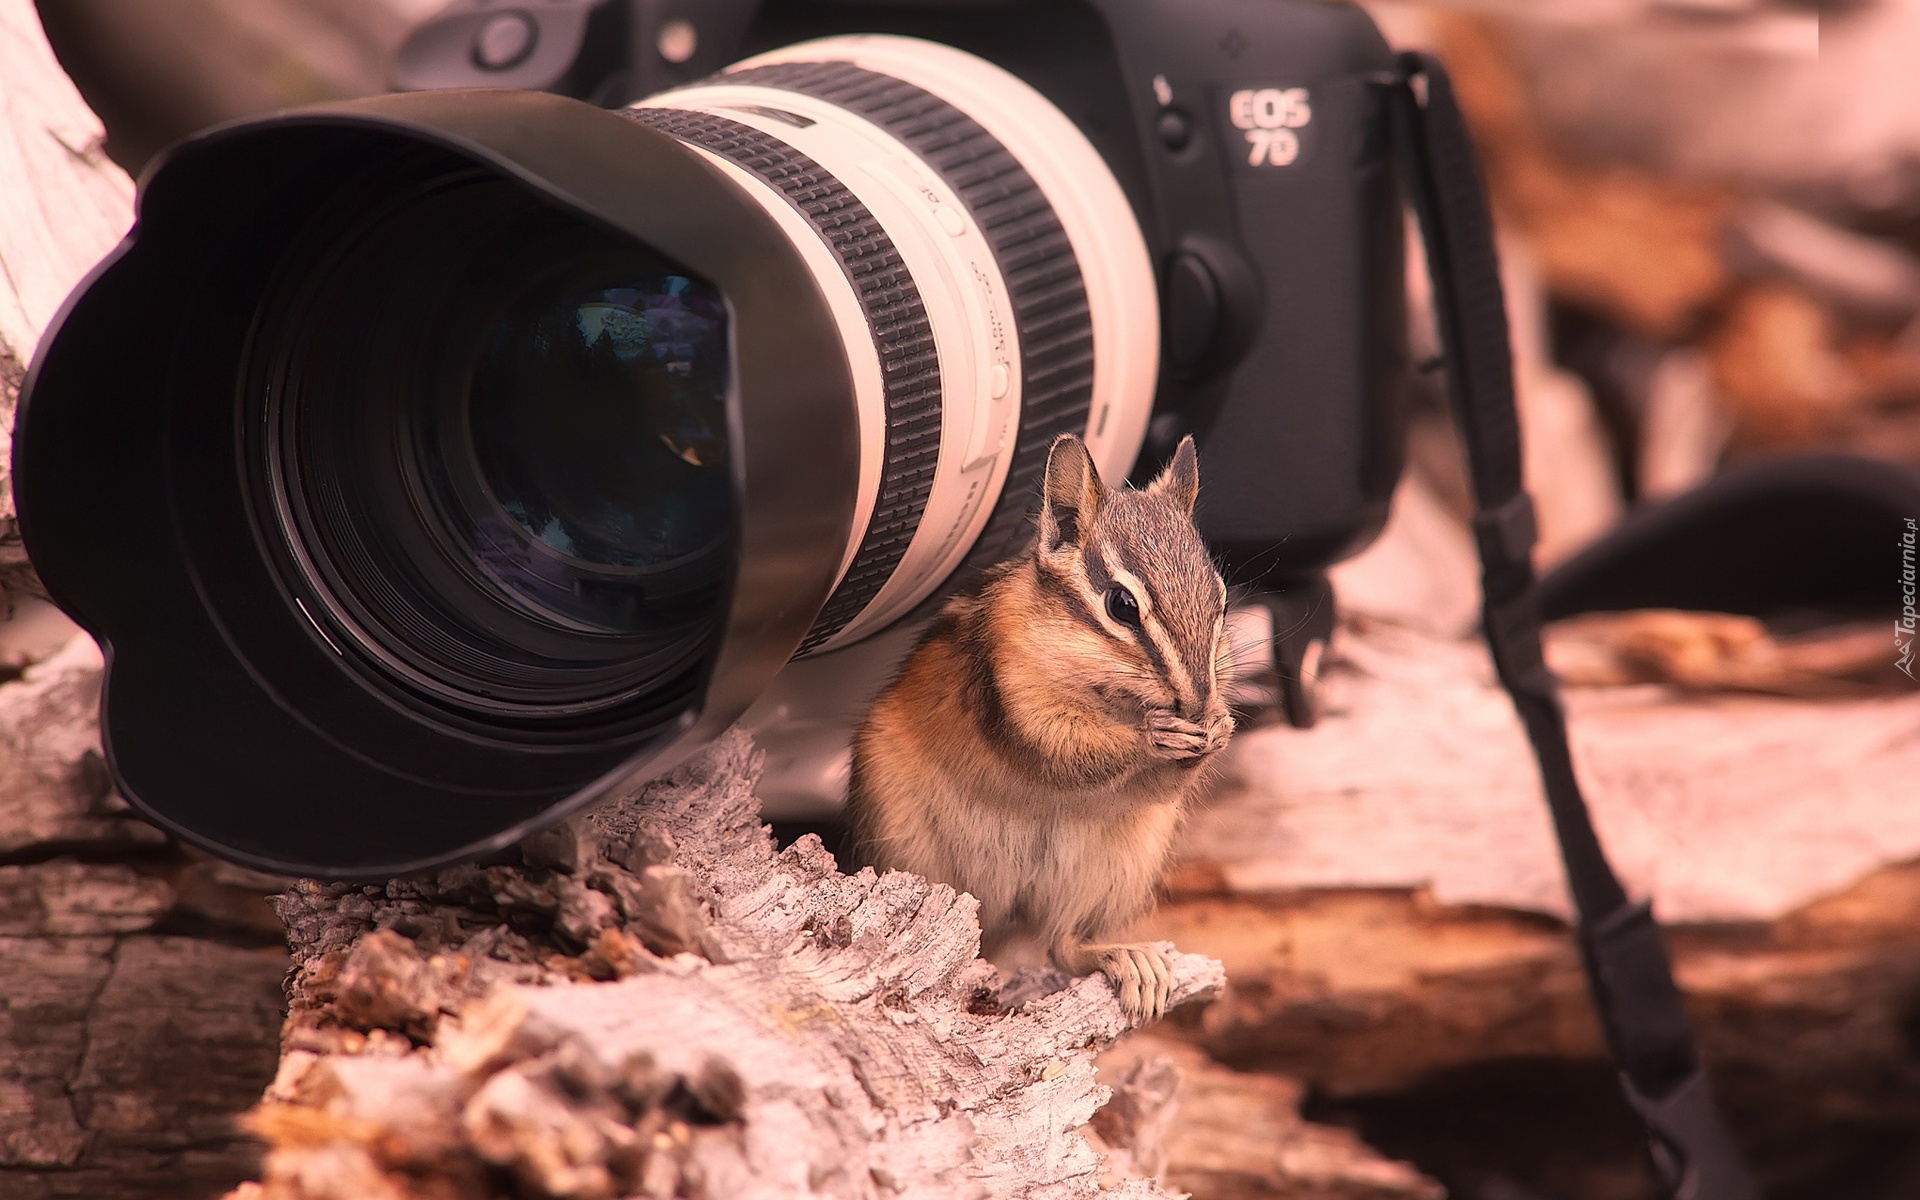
[463, 275, 730, 632]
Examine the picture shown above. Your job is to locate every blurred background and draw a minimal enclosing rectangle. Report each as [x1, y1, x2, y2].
[10, 1, 1920, 1198]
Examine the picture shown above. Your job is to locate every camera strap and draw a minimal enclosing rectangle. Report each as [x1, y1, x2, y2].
[1390, 52, 1758, 1200]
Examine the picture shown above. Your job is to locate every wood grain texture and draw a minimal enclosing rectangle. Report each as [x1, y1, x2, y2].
[248, 731, 1230, 1200]
[1194, 616, 1920, 923]
[0, 856, 287, 1200]
[1093, 1033, 1441, 1200]
[1149, 609, 1920, 1192]
[0, 637, 164, 858]
[1139, 860, 1920, 1193]
[0, 636, 288, 1200]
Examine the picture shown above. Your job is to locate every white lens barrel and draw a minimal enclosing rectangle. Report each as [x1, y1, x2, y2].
[755, 37, 1161, 486]
[635, 35, 1158, 653]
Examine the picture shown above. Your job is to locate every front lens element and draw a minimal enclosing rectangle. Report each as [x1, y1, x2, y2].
[465, 276, 730, 632]
[251, 162, 737, 728]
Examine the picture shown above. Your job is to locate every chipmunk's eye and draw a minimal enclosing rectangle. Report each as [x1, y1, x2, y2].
[1105, 585, 1143, 629]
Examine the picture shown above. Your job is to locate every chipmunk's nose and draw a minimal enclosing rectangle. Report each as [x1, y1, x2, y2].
[1175, 646, 1217, 720]
[1176, 678, 1213, 721]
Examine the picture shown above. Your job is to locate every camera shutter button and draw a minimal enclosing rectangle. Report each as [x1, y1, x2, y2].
[1164, 252, 1221, 370]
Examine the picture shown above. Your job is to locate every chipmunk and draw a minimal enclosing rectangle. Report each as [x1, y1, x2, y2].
[846, 433, 1233, 1020]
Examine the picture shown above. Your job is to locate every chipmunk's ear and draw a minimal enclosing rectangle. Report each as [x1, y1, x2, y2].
[1039, 434, 1106, 551]
[1148, 435, 1199, 515]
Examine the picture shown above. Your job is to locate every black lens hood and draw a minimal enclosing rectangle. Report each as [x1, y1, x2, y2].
[14, 89, 860, 877]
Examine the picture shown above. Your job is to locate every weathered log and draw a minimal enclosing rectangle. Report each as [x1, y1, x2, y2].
[1207, 606, 1920, 923]
[1148, 606, 1920, 1194]
[1546, 609, 1900, 698]
[0, 637, 290, 1200]
[1195, 384, 1920, 1193]
[241, 731, 1241, 1200]
[0, 639, 142, 858]
[1142, 860, 1920, 1195]
[1092, 1033, 1441, 1200]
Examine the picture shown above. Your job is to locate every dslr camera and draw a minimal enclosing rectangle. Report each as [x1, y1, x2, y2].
[18, 0, 1409, 875]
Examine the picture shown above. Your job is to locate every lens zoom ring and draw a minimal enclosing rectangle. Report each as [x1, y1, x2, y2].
[627, 106, 942, 651]
[723, 61, 1096, 576]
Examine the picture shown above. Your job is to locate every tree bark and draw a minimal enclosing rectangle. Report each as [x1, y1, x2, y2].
[0, 625, 292, 1200]
[237, 731, 1248, 1200]
[1216, 591, 1920, 926]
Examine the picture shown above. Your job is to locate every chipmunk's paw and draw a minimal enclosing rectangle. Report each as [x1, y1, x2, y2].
[1202, 711, 1234, 754]
[1145, 710, 1211, 760]
[1095, 943, 1173, 1022]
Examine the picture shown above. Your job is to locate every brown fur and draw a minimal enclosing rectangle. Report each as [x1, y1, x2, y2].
[845, 435, 1233, 1019]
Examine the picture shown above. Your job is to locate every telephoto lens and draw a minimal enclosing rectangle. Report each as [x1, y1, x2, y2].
[14, 36, 1157, 875]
